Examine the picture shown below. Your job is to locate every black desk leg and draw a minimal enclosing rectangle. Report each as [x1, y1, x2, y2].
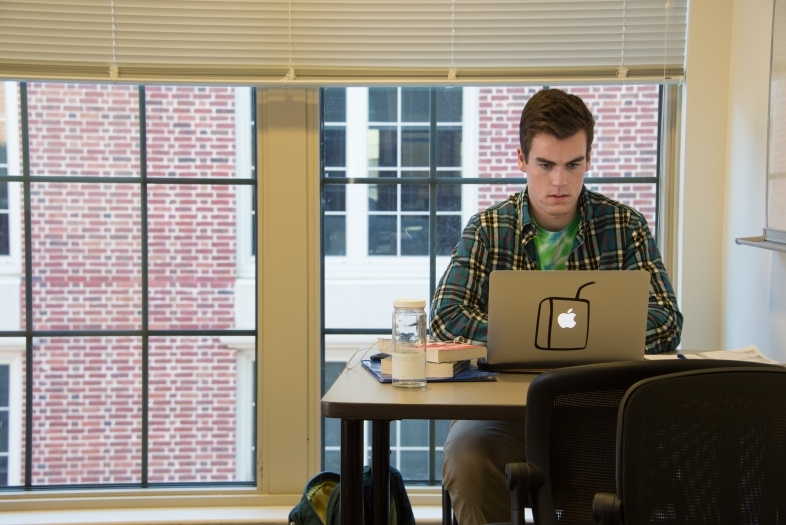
[372, 420, 391, 525]
[442, 486, 453, 525]
[341, 419, 364, 525]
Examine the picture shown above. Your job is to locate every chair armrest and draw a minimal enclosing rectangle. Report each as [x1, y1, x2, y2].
[592, 492, 622, 525]
[505, 462, 544, 525]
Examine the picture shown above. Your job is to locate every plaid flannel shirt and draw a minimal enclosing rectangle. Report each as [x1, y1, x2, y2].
[430, 187, 683, 354]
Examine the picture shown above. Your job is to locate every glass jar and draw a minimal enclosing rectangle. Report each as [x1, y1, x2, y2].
[391, 298, 427, 388]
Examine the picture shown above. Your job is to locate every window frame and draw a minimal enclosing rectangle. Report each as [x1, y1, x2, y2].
[325, 87, 479, 282]
[322, 88, 348, 258]
[320, 83, 680, 484]
[0, 83, 272, 504]
[0, 81, 682, 512]
[365, 87, 467, 258]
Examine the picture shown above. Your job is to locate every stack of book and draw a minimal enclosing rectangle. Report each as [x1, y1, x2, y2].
[377, 338, 487, 379]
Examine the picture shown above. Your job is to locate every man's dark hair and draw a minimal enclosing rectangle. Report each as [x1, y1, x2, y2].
[518, 89, 596, 162]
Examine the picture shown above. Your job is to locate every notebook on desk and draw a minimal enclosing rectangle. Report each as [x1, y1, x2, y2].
[361, 359, 498, 383]
[480, 270, 650, 372]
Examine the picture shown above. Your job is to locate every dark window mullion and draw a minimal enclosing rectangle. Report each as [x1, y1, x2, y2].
[324, 177, 658, 185]
[9, 329, 255, 338]
[429, 88, 438, 307]
[20, 82, 33, 490]
[428, 419, 437, 483]
[139, 85, 149, 488]
[323, 328, 392, 336]
[319, 87, 328, 471]
[428, 88, 438, 483]
[0, 176, 255, 186]
[397, 88, 403, 257]
[655, 84, 664, 245]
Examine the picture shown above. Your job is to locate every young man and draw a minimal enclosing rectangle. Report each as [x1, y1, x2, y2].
[430, 89, 682, 525]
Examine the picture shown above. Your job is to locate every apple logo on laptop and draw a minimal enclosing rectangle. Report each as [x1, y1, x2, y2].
[557, 309, 577, 329]
[535, 281, 595, 350]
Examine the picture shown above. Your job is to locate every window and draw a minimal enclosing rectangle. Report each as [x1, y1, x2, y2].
[0, 364, 9, 485]
[323, 88, 347, 257]
[235, 87, 257, 277]
[321, 84, 665, 483]
[0, 182, 7, 256]
[0, 82, 23, 489]
[0, 83, 257, 488]
[0, 353, 21, 489]
[366, 87, 464, 257]
[0, 81, 20, 265]
[1, 85, 7, 256]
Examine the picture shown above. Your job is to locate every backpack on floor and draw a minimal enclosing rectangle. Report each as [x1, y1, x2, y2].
[288, 471, 340, 525]
[288, 466, 416, 525]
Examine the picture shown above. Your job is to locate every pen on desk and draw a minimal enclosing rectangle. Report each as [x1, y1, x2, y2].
[677, 353, 687, 359]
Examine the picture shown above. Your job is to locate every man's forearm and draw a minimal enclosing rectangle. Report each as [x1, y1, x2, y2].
[624, 222, 683, 354]
[430, 303, 488, 345]
[645, 303, 683, 353]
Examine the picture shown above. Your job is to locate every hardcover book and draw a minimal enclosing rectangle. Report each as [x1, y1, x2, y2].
[424, 342, 487, 364]
[376, 337, 487, 363]
[381, 357, 471, 378]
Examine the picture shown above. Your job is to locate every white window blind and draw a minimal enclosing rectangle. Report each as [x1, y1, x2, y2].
[0, 0, 687, 85]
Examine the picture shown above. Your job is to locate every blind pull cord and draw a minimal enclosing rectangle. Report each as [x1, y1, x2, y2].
[617, 0, 628, 80]
[448, 0, 457, 85]
[283, 0, 297, 83]
[663, 0, 672, 80]
[109, 0, 119, 82]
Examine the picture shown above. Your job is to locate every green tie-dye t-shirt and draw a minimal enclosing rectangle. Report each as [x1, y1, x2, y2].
[533, 214, 580, 270]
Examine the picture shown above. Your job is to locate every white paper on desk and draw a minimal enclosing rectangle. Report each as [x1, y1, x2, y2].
[695, 345, 785, 366]
[643, 354, 681, 360]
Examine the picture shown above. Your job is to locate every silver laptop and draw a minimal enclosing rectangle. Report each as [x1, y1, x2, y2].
[483, 270, 650, 372]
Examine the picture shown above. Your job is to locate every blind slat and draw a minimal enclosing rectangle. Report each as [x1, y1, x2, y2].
[0, 0, 688, 85]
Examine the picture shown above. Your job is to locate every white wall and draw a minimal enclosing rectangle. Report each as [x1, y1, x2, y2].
[722, 0, 786, 360]
[676, 0, 786, 358]
[677, 0, 734, 350]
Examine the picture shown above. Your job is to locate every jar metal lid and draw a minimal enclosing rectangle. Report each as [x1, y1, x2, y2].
[393, 298, 426, 308]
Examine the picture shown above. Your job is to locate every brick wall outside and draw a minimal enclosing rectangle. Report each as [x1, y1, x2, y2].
[20, 83, 239, 484]
[477, 85, 660, 235]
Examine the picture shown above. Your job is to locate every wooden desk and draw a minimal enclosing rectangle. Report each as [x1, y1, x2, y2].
[321, 366, 536, 525]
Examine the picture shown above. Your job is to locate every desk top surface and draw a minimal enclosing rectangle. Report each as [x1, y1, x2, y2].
[321, 365, 536, 421]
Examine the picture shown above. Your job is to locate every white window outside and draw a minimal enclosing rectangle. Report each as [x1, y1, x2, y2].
[0, 354, 22, 487]
[324, 87, 479, 340]
[0, 82, 23, 486]
[222, 86, 256, 482]
[0, 82, 22, 277]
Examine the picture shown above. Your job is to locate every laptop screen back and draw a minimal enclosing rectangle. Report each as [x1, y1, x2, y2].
[486, 270, 650, 371]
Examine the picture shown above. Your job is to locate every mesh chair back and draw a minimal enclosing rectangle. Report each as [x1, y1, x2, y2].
[524, 360, 781, 525]
[548, 389, 624, 524]
[618, 368, 786, 525]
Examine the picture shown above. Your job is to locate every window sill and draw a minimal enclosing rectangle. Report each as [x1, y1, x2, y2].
[0, 487, 446, 524]
[0, 505, 448, 525]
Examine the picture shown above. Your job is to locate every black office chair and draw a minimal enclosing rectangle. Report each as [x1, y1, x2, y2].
[483, 359, 780, 525]
[593, 366, 786, 525]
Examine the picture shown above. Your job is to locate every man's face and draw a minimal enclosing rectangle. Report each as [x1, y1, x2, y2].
[517, 131, 591, 232]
